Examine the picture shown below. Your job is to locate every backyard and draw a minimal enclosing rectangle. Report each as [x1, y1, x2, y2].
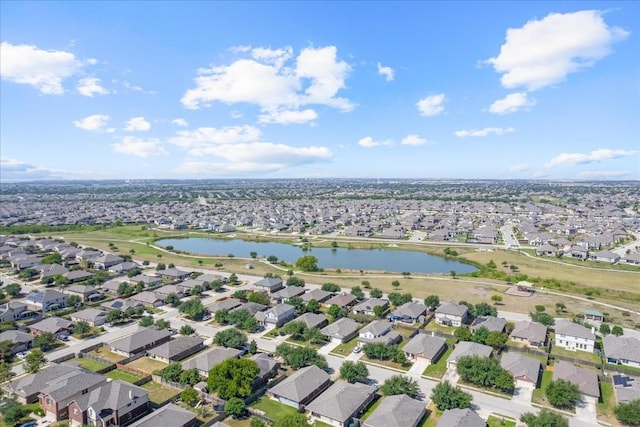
[105, 369, 145, 384]
[126, 356, 169, 375]
[141, 381, 181, 405]
[78, 357, 112, 372]
[87, 347, 127, 363]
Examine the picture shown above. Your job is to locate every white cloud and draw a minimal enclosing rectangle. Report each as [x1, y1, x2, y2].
[73, 114, 111, 132]
[0, 42, 85, 94]
[532, 171, 550, 178]
[508, 163, 529, 172]
[230, 110, 243, 119]
[454, 127, 515, 137]
[171, 118, 188, 127]
[358, 136, 392, 148]
[258, 109, 318, 124]
[416, 94, 445, 116]
[545, 148, 638, 167]
[111, 136, 168, 158]
[486, 10, 629, 91]
[181, 45, 353, 118]
[124, 117, 151, 132]
[577, 170, 631, 179]
[77, 77, 109, 97]
[401, 134, 429, 146]
[121, 81, 156, 94]
[377, 62, 395, 81]
[169, 125, 262, 155]
[489, 92, 536, 114]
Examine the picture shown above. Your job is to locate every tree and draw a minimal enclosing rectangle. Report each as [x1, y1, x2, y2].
[179, 368, 201, 386]
[599, 323, 611, 336]
[472, 326, 490, 344]
[41, 252, 63, 264]
[0, 340, 15, 363]
[391, 280, 400, 290]
[546, 379, 582, 409]
[321, 283, 340, 292]
[228, 273, 239, 285]
[612, 325, 624, 336]
[225, 397, 247, 418]
[4, 283, 21, 297]
[155, 262, 166, 271]
[139, 315, 154, 327]
[127, 268, 142, 278]
[450, 270, 457, 278]
[283, 321, 307, 340]
[274, 412, 309, 427]
[363, 343, 398, 361]
[380, 374, 420, 398]
[306, 299, 320, 314]
[485, 331, 508, 350]
[491, 294, 503, 305]
[473, 302, 497, 317]
[247, 292, 271, 305]
[304, 327, 327, 344]
[207, 358, 259, 399]
[521, 409, 568, 427]
[181, 387, 199, 407]
[166, 292, 180, 307]
[214, 328, 247, 349]
[251, 417, 267, 427]
[370, 288, 383, 298]
[351, 286, 365, 300]
[456, 355, 514, 392]
[25, 348, 46, 373]
[155, 319, 170, 329]
[215, 309, 229, 324]
[555, 302, 566, 313]
[156, 362, 183, 382]
[295, 255, 319, 272]
[530, 311, 555, 326]
[248, 340, 257, 355]
[388, 292, 412, 306]
[615, 399, 640, 426]
[73, 321, 91, 336]
[288, 296, 305, 313]
[66, 294, 81, 307]
[191, 284, 204, 296]
[373, 305, 386, 318]
[431, 381, 472, 410]
[33, 332, 56, 351]
[339, 361, 369, 383]
[250, 251, 257, 259]
[0, 361, 13, 383]
[424, 295, 440, 310]
[1, 398, 24, 425]
[117, 282, 133, 297]
[535, 305, 546, 312]
[327, 304, 347, 319]
[454, 327, 473, 342]
[180, 324, 196, 335]
[179, 298, 206, 320]
[286, 276, 305, 287]
[275, 344, 328, 370]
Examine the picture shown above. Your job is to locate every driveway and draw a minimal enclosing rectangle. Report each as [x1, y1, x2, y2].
[575, 397, 597, 423]
[442, 365, 459, 385]
[407, 357, 431, 377]
[512, 384, 533, 405]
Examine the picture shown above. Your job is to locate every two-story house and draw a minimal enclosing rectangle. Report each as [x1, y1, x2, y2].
[254, 303, 295, 328]
[25, 289, 66, 312]
[554, 320, 596, 353]
[434, 302, 468, 327]
[358, 319, 401, 346]
[39, 369, 107, 421]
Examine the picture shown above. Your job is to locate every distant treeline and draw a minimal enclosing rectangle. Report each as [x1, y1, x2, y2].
[0, 224, 107, 235]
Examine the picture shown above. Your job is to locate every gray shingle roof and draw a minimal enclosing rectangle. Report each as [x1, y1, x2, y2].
[403, 333, 447, 361]
[553, 360, 600, 398]
[306, 380, 377, 423]
[40, 368, 106, 406]
[510, 320, 547, 344]
[300, 288, 332, 303]
[320, 318, 359, 340]
[437, 408, 485, 427]
[363, 394, 426, 427]
[555, 320, 595, 341]
[447, 341, 493, 364]
[2, 364, 84, 399]
[360, 319, 392, 337]
[30, 316, 74, 334]
[291, 312, 328, 330]
[71, 380, 147, 414]
[269, 365, 330, 403]
[0, 329, 34, 345]
[129, 402, 197, 427]
[435, 302, 468, 317]
[147, 336, 204, 361]
[603, 336, 640, 364]
[71, 308, 107, 323]
[500, 352, 541, 384]
[109, 326, 171, 354]
[391, 301, 427, 319]
[209, 298, 243, 313]
[470, 316, 506, 333]
[181, 346, 242, 373]
[250, 353, 279, 379]
[352, 298, 388, 313]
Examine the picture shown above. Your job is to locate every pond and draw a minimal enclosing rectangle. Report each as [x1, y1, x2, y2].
[156, 237, 476, 274]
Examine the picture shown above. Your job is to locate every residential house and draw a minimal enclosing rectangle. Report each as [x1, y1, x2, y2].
[0, 330, 34, 354]
[0, 301, 29, 322]
[553, 360, 600, 402]
[108, 261, 141, 274]
[154, 284, 185, 300]
[306, 380, 377, 427]
[509, 321, 548, 347]
[25, 289, 67, 312]
[271, 286, 306, 304]
[66, 284, 103, 302]
[389, 301, 427, 324]
[255, 303, 296, 328]
[358, 320, 401, 345]
[253, 277, 284, 294]
[568, 246, 589, 260]
[40, 264, 69, 279]
[129, 274, 162, 288]
[70, 308, 108, 327]
[2, 364, 89, 404]
[101, 299, 143, 312]
[437, 408, 485, 427]
[603, 336, 640, 368]
[402, 333, 447, 364]
[589, 250, 620, 263]
[535, 244, 559, 257]
[584, 309, 605, 322]
[39, 369, 107, 421]
[325, 293, 357, 309]
[208, 298, 243, 313]
[290, 312, 329, 330]
[250, 353, 279, 385]
[64, 270, 95, 283]
[29, 317, 74, 336]
[470, 316, 506, 333]
[500, 352, 541, 388]
[300, 288, 333, 304]
[351, 298, 389, 316]
[129, 291, 164, 307]
[268, 365, 331, 409]
[102, 279, 126, 295]
[108, 327, 172, 357]
[93, 254, 124, 270]
[68, 380, 149, 427]
[147, 336, 205, 363]
[362, 394, 426, 427]
[181, 346, 242, 377]
[435, 302, 468, 327]
[156, 268, 191, 282]
[128, 402, 197, 427]
[447, 341, 493, 369]
[234, 302, 268, 315]
[321, 318, 360, 343]
[554, 320, 596, 353]
[612, 374, 640, 404]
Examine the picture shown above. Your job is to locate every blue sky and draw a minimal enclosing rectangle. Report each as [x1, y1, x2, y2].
[1, 1, 639, 181]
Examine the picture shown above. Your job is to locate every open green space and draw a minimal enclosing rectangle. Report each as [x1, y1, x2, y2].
[361, 355, 411, 371]
[78, 357, 111, 372]
[423, 342, 454, 379]
[532, 369, 553, 405]
[251, 395, 299, 423]
[550, 345, 602, 365]
[141, 381, 181, 404]
[87, 347, 127, 363]
[105, 369, 144, 383]
[596, 381, 616, 424]
[330, 336, 360, 357]
[126, 356, 168, 374]
[487, 415, 517, 427]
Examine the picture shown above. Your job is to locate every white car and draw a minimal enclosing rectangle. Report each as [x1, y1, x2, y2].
[352, 345, 362, 354]
[202, 314, 211, 321]
[16, 351, 29, 359]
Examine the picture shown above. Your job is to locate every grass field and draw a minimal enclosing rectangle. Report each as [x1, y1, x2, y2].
[423, 343, 454, 379]
[251, 396, 298, 423]
[330, 336, 360, 356]
[79, 357, 111, 372]
[126, 356, 168, 374]
[361, 354, 411, 371]
[105, 369, 144, 383]
[487, 415, 517, 427]
[550, 345, 602, 365]
[596, 381, 617, 424]
[142, 381, 181, 404]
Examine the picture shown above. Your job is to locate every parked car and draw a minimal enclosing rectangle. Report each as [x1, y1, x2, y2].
[18, 421, 37, 427]
[16, 351, 29, 360]
[353, 345, 362, 354]
[201, 314, 211, 321]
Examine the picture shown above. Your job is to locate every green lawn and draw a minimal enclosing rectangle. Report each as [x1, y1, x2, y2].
[605, 362, 640, 374]
[87, 347, 127, 363]
[424, 321, 456, 335]
[330, 336, 360, 356]
[251, 395, 298, 423]
[142, 381, 181, 404]
[596, 381, 616, 423]
[551, 345, 601, 365]
[532, 369, 553, 405]
[361, 355, 411, 371]
[359, 395, 382, 421]
[105, 369, 144, 383]
[487, 415, 517, 427]
[423, 344, 453, 379]
[263, 328, 282, 339]
[79, 357, 112, 372]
